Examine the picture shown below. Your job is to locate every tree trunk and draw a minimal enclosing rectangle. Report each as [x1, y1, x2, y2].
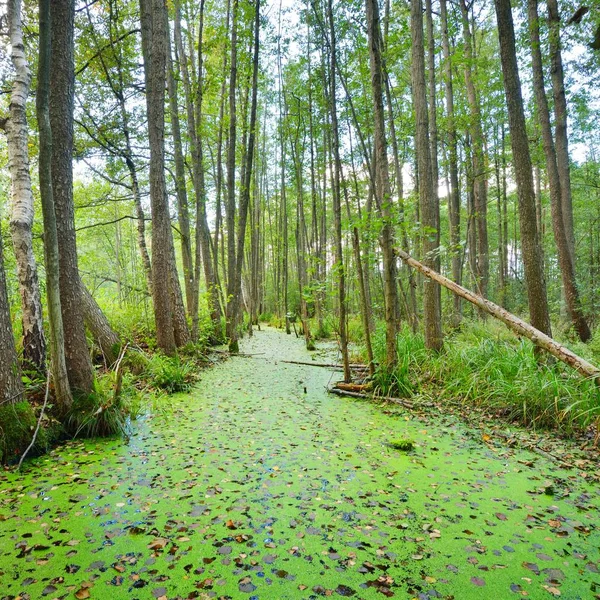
[411, 0, 443, 351]
[0, 226, 23, 404]
[229, 0, 261, 353]
[495, 0, 552, 338]
[140, 0, 178, 354]
[50, 0, 95, 395]
[440, 0, 462, 323]
[528, 0, 591, 342]
[459, 0, 489, 299]
[36, 0, 72, 411]
[225, 0, 239, 348]
[327, 0, 351, 382]
[166, 21, 194, 320]
[397, 248, 599, 380]
[365, 0, 400, 367]
[547, 0, 576, 265]
[174, 0, 222, 341]
[193, 0, 223, 341]
[4, 0, 46, 373]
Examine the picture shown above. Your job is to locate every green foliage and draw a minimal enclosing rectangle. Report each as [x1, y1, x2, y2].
[64, 371, 141, 439]
[144, 354, 196, 393]
[365, 320, 599, 435]
[103, 301, 155, 348]
[0, 401, 50, 464]
[372, 361, 413, 398]
[346, 316, 364, 343]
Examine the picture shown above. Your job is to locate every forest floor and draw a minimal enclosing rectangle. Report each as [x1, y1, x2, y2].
[0, 328, 599, 600]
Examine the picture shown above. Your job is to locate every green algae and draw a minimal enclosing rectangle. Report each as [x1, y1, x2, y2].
[0, 328, 599, 599]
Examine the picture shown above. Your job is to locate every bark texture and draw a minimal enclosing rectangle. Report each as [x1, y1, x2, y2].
[459, 0, 489, 298]
[495, 0, 552, 337]
[528, 0, 591, 342]
[50, 0, 95, 395]
[37, 0, 72, 410]
[411, 0, 443, 351]
[547, 0, 576, 263]
[0, 227, 24, 404]
[139, 0, 182, 354]
[366, 0, 400, 367]
[440, 0, 462, 323]
[5, 0, 46, 373]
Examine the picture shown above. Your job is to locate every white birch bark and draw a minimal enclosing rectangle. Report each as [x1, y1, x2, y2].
[4, 0, 46, 371]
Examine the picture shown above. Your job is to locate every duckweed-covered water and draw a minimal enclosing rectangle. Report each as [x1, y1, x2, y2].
[1, 328, 598, 599]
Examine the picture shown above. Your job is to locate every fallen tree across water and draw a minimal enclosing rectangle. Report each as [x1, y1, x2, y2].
[396, 248, 600, 382]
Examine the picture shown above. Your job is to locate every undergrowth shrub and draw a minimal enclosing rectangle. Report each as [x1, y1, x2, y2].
[145, 354, 195, 393]
[64, 371, 142, 438]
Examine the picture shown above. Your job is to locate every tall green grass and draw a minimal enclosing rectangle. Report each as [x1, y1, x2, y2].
[367, 320, 600, 435]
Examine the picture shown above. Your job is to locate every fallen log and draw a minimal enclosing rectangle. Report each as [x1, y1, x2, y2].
[281, 360, 367, 369]
[328, 385, 416, 409]
[396, 248, 600, 381]
[334, 382, 372, 393]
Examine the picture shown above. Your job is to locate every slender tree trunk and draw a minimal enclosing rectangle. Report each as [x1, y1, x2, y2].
[3, 0, 46, 373]
[411, 0, 443, 351]
[528, 0, 591, 342]
[166, 21, 194, 320]
[292, 134, 315, 351]
[327, 0, 350, 382]
[440, 0, 462, 323]
[36, 0, 72, 410]
[0, 226, 23, 405]
[229, 0, 261, 353]
[547, 0, 576, 264]
[139, 0, 177, 354]
[225, 0, 239, 347]
[495, 0, 552, 338]
[50, 0, 95, 394]
[194, 0, 223, 340]
[494, 126, 506, 304]
[365, 0, 400, 367]
[459, 0, 489, 299]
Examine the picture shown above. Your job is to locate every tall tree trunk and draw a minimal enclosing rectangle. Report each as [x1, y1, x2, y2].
[174, 0, 222, 341]
[229, 0, 260, 353]
[193, 0, 223, 341]
[495, 0, 552, 338]
[459, 0, 489, 299]
[0, 225, 23, 405]
[547, 0, 576, 264]
[440, 0, 462, 324]
[326, 0, 350, 382]
[3, 0, 46, 373]
[50, 0, 95, 395]
[528, 0, 591, 342]
[292, 134, 315, 351]
[166, 21, 194, 320]
[411, 0, 443, 351]
[139, 0, 178, 354]
[36, 0, 72, 410]
[365, 0, 400, 367]
[225, 0, 239, 347]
